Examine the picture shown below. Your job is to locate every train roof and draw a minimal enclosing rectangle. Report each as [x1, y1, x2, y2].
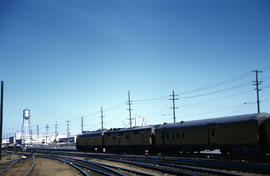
[105, 125, 157, 134]
[157, 113, 270, 130]
[77, 130, 104, 137]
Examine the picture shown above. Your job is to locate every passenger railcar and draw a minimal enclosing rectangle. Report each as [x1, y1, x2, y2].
[155, 113, 263, 154]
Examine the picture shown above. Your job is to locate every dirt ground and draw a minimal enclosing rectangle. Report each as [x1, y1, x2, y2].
[29, 157, 82, 176]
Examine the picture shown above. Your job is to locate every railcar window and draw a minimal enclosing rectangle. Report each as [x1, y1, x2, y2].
[126, 135, 129, 139]
[141, 134, 143, 138]
[182, 132, 185, 138]
[166, 132, 169, 139]
[177, 133, 180, 138]
[113, 136, 116, 140]
[172, 133, 175, 139]
[211, 130, 215, 136]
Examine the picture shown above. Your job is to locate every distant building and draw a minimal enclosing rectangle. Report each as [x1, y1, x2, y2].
[2, 132, 76, 146]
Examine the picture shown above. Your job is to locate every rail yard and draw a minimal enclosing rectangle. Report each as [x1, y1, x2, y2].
[1, 149, 270, 176]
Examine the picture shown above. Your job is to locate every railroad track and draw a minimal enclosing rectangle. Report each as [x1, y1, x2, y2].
[0, 154, 35, 176]
[94, 154, 270, 175]
[38, 154, 155, 176]
[21, 150, 270, 175]
[32, 153, 241, 176]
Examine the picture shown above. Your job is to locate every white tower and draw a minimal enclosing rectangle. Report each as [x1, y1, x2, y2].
[21, 108, 31, 146]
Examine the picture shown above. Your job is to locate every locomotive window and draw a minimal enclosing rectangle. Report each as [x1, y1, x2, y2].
[211, 130, 215, 136]
[177, 133, 180, 138]
[182, 132, 185, 138]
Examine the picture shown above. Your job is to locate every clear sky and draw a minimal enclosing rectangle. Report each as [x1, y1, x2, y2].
[0, 0, 270, 137]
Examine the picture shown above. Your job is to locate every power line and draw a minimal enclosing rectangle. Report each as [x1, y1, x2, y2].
[179, 89, 253, 108]
[181, 81, 250, 99]
[179, 71, 252, 95]
[133, 96, 168, 102]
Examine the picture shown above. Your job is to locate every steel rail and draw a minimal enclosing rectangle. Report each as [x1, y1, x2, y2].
[93, 157, 203, 176]
[0, 157, 22, 174]
[40, 155, 115, 176]
[120, 157, 242, 176]
[24, 154, 35, 176]
[53, 158, 89, 176]
[63, 156, 155, 176]
[140, 156, 270, 174]
[59, 156, 127, 176]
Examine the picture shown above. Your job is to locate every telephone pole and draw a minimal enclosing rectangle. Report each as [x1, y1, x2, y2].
[100, 107, 104, 132]
[169, 90, 178, 123]
[0, 81, 4, 160]
[36, 125, 39, 143]
[45, 124, 49, 145]
[127, 91, 132, 128]
[66, 120, 70, 137]
[252, 70, 262, 114]
[81, 117, 84, 133]
[55, 121, 58, 142]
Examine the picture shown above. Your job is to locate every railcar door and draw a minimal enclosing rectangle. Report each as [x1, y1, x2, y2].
[161, 131, 165, 145]
[208, 128, 216, 145]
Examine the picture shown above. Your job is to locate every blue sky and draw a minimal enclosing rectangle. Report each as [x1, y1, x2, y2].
[1, 0, 270, 137]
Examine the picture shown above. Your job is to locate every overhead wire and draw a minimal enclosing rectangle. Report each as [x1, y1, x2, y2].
[181, 81, 251, 99]
[179, 71, 252, 95]
[179, 89, 253, 108]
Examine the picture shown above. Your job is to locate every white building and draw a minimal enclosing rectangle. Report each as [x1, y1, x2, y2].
[14, 131, 75, 145]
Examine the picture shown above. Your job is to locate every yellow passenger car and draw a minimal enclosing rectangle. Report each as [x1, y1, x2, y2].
[155, 114, 261, 154]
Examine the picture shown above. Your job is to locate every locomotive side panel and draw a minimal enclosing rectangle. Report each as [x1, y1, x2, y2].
[76, 133, 103, 152]
[104, 127, 154, 153]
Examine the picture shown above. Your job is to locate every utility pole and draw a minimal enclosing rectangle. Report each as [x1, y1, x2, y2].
[0, 81, 3, 160]
[66, 120, 70, 137]
[81, 117, 84, 133]
[252, 70, 262, 114]
[100, 107, 104, 132]
[36, 125, 39, 144]
[169, 90, 178, 123]
[45, 124, 49, 145]
[55, 121, 58, 142]
[127, 91, 132, 128]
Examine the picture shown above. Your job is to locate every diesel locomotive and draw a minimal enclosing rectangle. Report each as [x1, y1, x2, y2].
[76, 113, 270, 154]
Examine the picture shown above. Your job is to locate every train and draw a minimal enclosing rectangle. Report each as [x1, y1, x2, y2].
[76, 113, 270, 155]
